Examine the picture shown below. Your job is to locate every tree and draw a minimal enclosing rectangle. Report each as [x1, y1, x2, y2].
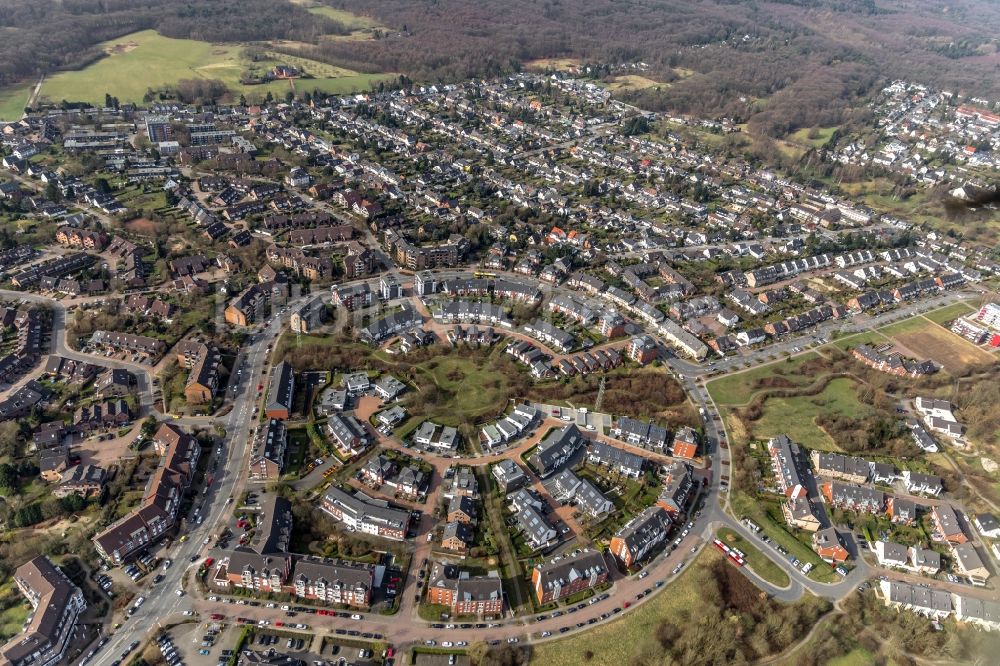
[0, 421, 20, 458]
[44, 181, 61, 203]
[0, 463, 18, 493]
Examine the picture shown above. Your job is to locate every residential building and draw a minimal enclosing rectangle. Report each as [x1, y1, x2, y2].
[93, 424, 199, 565]
[319, 487, 410, 540]
[812, 527, 849, 562]
[671, 426, 698, 460]
[265, 361, 294, 420]
[531, 550, 608, 604]
[249, 419, 287, 480]
[0, 556, 86, 666]
[426, 563, 504, 616]
[529, 424, 584, 478]
[492, 460, 527, 493]
[610, 506, 672, 568]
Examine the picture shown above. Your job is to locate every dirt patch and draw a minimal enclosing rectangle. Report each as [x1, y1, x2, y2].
[124, 217, 160, 236]
[104, 41, 139, 56]
[355, 394, 381, 422]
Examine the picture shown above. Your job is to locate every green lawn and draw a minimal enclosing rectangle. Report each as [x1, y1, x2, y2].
[716, 527, 790, 588]
[749, 377, 868, 451]
[35, 29, 394, 106]
[923, 301, 975, 325]
[876, 316, 932, 337]
[706, 352, 821, 405]
[826, 329, 891, 351]
[0, 82, 31, 121]
[787, 126, 838, 148]
[401, 348, 517, 431]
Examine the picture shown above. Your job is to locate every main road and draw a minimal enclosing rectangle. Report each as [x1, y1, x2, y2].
[85, 293, 313, 666]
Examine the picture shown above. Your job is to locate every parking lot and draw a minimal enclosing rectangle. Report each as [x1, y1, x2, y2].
[166, 620, 241, 666]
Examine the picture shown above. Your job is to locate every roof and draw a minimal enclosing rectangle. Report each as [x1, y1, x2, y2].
[613, 506, 671, 558]
[321, 486, 409, 531]
[533, 550, 607, 594]
[1, 556, 83, 664]
[267, 361, 294, 413]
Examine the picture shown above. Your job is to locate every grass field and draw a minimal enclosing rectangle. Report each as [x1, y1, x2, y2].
[35, 29, 394, 106]
[787, 126, 838, 148]
[706, 352, 820, 405]
[924, 301, 976, 325]
[601, 75, 665, 92]
[748, 377, 868, 451]
[716, 527, 790, 587]
[878, 315, 995, 374]
[827, 329, 891, 351]
[0, 82, 31, 121]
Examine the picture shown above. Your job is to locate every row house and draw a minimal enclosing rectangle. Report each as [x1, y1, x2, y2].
[811, 451, 870, 484]
[55, 226, 108, 250]
[609, 417, 668, 454]
[851, 345, 937, 377]
[821, 481, 886, 514]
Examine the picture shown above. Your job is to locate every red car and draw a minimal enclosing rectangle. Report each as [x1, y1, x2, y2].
[210, 614, 224, 621]
[204, 558, 214, 567]
[623, 602, 631, 609]
[275, 621, 283, 627]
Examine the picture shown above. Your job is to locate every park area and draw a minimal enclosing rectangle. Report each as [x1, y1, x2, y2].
[738, 377, 874, 452]
[34, 29, 395, 106]
[706, 352, 823, 405]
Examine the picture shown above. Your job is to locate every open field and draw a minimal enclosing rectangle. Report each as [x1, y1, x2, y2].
[524, 58, 583, 71]
[35, 29, 393, 106]
[706, 352, 821, 405]
[786, 126, 838, 148]
[746, 377, 869, 451]
[923, 301, 976, 325]
[716, 527, 790, 587]
[827, 329, 891, 351]
[0, 82, 31, 121]
[879, 316, 995, 375]
[601, 75, 665, 92]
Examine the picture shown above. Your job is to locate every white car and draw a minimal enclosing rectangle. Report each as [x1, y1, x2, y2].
[441, 642, 453, 648]
[175, 589, 184, 596]
[182, 610, 194, 616]
[350, 614, 361, 620]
